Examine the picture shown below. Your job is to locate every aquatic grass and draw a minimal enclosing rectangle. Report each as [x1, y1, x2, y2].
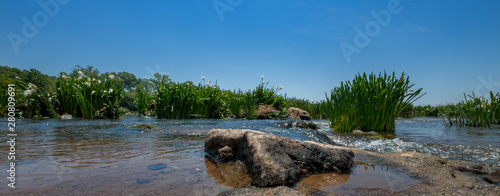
[254, 76, 285, 108]
[227, 89, 245, 118]
[440, 91, 500, 127]
[15, 80, 59, 118]
[194, 82, 229, 118]
[154, 81, 198, 119]
[55, 73, 124, 119]
[135, 85, 153, 116]
[326, 72, 425, 133]
[243, 90, 256, 119]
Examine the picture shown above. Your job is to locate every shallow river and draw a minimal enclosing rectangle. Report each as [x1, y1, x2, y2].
[1, 115, 499, 195]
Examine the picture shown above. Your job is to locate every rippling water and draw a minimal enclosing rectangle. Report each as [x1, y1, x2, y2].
[323, 117, 500, 165]
[0, 115, 498, 194]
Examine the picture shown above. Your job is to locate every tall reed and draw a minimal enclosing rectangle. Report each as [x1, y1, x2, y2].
[55, 72, 124, 119]
[135, 85, 152, 116]
[326, 72, 425, 133]
[155, 81, 198, 119]
[440, 91, 499, 127]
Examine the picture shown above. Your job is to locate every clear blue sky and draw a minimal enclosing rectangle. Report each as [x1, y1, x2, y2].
[1, 0, 499, 105]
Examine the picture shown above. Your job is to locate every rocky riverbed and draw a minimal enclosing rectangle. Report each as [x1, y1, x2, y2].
[216, 145, 500, 195]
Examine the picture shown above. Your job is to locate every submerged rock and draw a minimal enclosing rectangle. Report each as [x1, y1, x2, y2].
[205, 129, 355, 187]
[287, 107, 312, 120]
[130, 124, 157, 130]
[276, 120, 318, 130]
[352, 129, 378, 136]
[218, 186, 305, 196]
[60, 114, 73, 120]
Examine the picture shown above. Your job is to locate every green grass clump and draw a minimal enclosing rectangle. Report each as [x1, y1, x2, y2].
[153, 75, 287, 119]
[55, 72, 124, 119]
[135, 85, 153, 116]
[440, 91, 499, 127]
[325, 72, 425, 133]
[155, 81, 198, 119]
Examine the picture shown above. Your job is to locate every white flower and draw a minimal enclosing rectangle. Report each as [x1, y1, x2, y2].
[201, 76, 205, 80]
[103, 90, 107, 93]
[84, 82, 91, 87]
[92, 78, 96, 81]
[77, 75, 82, 80]
[23, 90, 30, 97]
[207, 81, 211, 86]
[279, 86, 283, 90]
[261, 75, 265, 79]
[91, 91, 95, 95]
[109, 75, 115, 79]
[98, 80, 101, 84]
[62, 75, 68, 79]
[262, 81, 266, 84]
[109, 88, 113, 93]
[77, 71, 83, 75]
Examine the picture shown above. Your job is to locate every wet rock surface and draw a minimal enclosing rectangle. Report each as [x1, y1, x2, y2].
[351, 129, 378, 136]
[287, 107, 312, 120]
[255, 105, 281, 119]
[204, 129, 355, 187]
[344, 148, 500, 195]
[214, 148, 499, 195]
[276, 120, 319, 130]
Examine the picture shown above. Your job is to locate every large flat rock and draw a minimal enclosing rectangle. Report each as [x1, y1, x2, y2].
[205, 129, 354, 187]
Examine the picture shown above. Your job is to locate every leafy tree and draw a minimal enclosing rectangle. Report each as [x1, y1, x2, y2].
[117, 72, 138, 91]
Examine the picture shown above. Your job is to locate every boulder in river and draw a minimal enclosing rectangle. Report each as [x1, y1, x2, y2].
[352, 129, 379, 136]
[255, 105, 281, 119]
[205, 129, 355, 187]
[276, 120, 318, 130]
[287, 107, 312, 120]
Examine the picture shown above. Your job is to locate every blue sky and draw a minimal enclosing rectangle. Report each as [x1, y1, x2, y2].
[1, 0, 499, 105]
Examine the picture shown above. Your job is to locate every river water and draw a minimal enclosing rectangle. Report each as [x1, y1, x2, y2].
[1, 115, 498, 195]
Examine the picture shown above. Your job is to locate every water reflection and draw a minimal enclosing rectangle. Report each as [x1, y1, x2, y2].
[204, 159, 251, 188]
[319, 161, 419, 194]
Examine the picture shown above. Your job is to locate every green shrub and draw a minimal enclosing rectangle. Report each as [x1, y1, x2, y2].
[326, 72, 425, 133]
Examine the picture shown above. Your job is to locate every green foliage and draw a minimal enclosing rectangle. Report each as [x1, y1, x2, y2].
[226, 89, 245, 118]
[0, 66, 57, 117]
[440, 91, 499, 127]
[135, 85, 152, 116]
[194, 82, 229, 118]
[254, 76, 284, 108]
[55, 72, 124, 119]
[155, 81, 198, 119]
[243, 90, 256, 119]
[325, 72, 425, 133]
[409, 104, 441, 117]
